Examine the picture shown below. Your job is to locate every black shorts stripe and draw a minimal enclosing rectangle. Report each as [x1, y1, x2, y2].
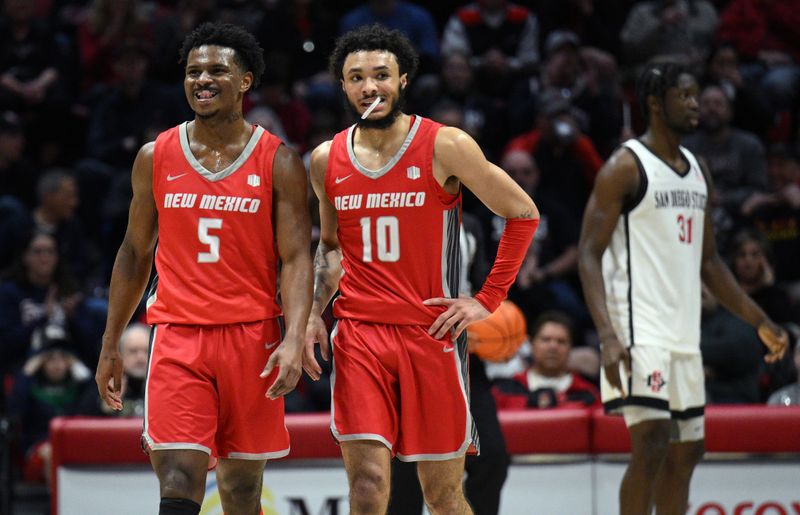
[604, 395, 670, 413]
[604, 398, 705, 420]
[671, 406, 705, 420]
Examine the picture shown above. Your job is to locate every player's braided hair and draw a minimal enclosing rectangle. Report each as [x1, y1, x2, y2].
[636, 62, 689, 125]
[179, 22, 265, 88]
[329, 24, 419, 82]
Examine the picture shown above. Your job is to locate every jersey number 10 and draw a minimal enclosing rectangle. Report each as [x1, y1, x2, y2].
[360, 216, 400, 262]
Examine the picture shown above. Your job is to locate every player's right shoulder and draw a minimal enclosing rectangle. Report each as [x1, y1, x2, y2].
[131, 141, 156, 183]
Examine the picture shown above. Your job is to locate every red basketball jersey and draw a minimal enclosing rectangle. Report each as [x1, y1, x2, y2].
[326, 116, 461, 325]
[146, 122, 282, 325]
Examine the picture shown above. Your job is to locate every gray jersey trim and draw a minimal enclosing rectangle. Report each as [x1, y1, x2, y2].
[346, 116, 422, 179]
[179, 122, 264, 182]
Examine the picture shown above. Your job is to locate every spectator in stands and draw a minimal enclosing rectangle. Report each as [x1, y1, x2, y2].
[747, 144, 800, 300]
[149, 0, 217, 84]
[85, 44, 187, 172]
[537, 30, 623, 157]
[415, 51, 506, 159]
[339, 1, 439, 74]
[535, 0, 629, 57]
[255, 0, 337, 86]
[504, 92, 603, 215]
[0, 111, 37, 209]
[499, 150, 587, 333]
[768, 343, 800, 406]
[731, 229, 799, 327]
[700, 284, 764, 404]
[493, 311, 600, 410]
[717, 0, 800, 114]
[78, 323, 148, 417]
[729, 229, 800, 400]
[26, 170, 99, 285]
[704, 43, 772, 140]
[77, 0, 152, 90]
[0, 111, 38, 270]
[620, 0, 718, 67]
[683, 84, 768, 221]
[0, 0, 61, 112]
[254, 52, 313, 152]
[7, 332, 92, 484]
[441, 0, 539, 98]
[0, 232, 106, 374]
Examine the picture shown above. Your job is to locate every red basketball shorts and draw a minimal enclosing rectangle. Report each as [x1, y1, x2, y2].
[330, 319, 478, 461]
[143, 320, 289, 459]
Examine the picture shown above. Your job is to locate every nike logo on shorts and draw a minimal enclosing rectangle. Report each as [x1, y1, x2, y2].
[335, 174, 353, 184]
[167, 173, 188, 181]
[443, 345, 455, 353]
[265, 340, 280, 350]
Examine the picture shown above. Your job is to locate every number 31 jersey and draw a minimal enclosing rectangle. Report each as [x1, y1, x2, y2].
[146, 122, 282, 325]
[326, 116, 462, 326]
[602, 139, 708, 354]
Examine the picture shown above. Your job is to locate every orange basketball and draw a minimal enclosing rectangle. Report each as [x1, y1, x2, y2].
[467, 300, 527, 362]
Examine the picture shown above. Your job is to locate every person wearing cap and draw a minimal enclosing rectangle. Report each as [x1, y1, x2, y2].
[504, 91, 603, 216]
[7, 330, 92, 484]
[539, 29, 623, 157]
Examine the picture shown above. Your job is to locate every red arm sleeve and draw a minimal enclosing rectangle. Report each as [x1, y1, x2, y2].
[474, 217, 538, 312]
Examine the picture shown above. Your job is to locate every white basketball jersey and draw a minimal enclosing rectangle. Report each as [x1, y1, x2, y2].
[602, 139, 708, 354]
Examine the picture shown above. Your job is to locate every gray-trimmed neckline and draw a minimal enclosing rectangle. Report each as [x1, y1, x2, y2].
[179, 122, 264, 182]
[346, 116, 422, 179]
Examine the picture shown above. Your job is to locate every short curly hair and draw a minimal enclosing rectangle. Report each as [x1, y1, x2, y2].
[179, 22, 265, 88]
[329, 24, 419, 82]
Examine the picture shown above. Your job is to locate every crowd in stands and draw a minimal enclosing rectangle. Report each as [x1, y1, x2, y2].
[1, 0, 799, 490]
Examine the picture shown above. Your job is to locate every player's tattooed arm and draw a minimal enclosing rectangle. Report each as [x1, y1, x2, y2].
[516, 208, 536, 219]
[311, 241, 342, 312]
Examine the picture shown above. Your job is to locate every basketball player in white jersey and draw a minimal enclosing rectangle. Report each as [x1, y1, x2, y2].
[578, 62, 788, 514]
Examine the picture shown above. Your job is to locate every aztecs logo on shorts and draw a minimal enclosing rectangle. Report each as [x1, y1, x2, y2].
[646, 370, 667, 393]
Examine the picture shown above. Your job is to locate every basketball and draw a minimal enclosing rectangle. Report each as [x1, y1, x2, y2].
[467, 300, 527, 362]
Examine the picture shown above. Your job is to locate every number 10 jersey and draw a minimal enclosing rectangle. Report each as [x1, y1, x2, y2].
[146, 122, 282, 325]
[326, 116, 462, 326]
[602, 139, 708, 354]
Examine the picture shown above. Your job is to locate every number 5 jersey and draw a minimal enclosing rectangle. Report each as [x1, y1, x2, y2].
[146, 122, 282, 325]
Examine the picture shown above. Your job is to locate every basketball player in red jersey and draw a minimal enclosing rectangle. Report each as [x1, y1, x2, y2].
[94, 24, 312, 515]
[305, 25, 539, 515]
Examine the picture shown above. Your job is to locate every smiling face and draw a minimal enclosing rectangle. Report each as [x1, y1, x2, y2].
[341, 50, 407, 129]
[184, 45, 252, 119]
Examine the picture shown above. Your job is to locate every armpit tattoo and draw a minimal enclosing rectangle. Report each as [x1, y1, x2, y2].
[516, 209, 535, 219]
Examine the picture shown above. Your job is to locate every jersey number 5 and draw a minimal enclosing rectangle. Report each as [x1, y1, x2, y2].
[198, 217, 222, 263]
[360, 216, 400, 262]
[677, 214, 693, 244]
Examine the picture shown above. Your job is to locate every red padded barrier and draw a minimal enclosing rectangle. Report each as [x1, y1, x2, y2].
[498, 408, 591, 454]
[704, 405, 800, 453]
[590, 406, 800, 453]
[49, 414, 341, 466]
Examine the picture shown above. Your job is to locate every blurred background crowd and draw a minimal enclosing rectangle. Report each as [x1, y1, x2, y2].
[1, 0, 800, 506]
